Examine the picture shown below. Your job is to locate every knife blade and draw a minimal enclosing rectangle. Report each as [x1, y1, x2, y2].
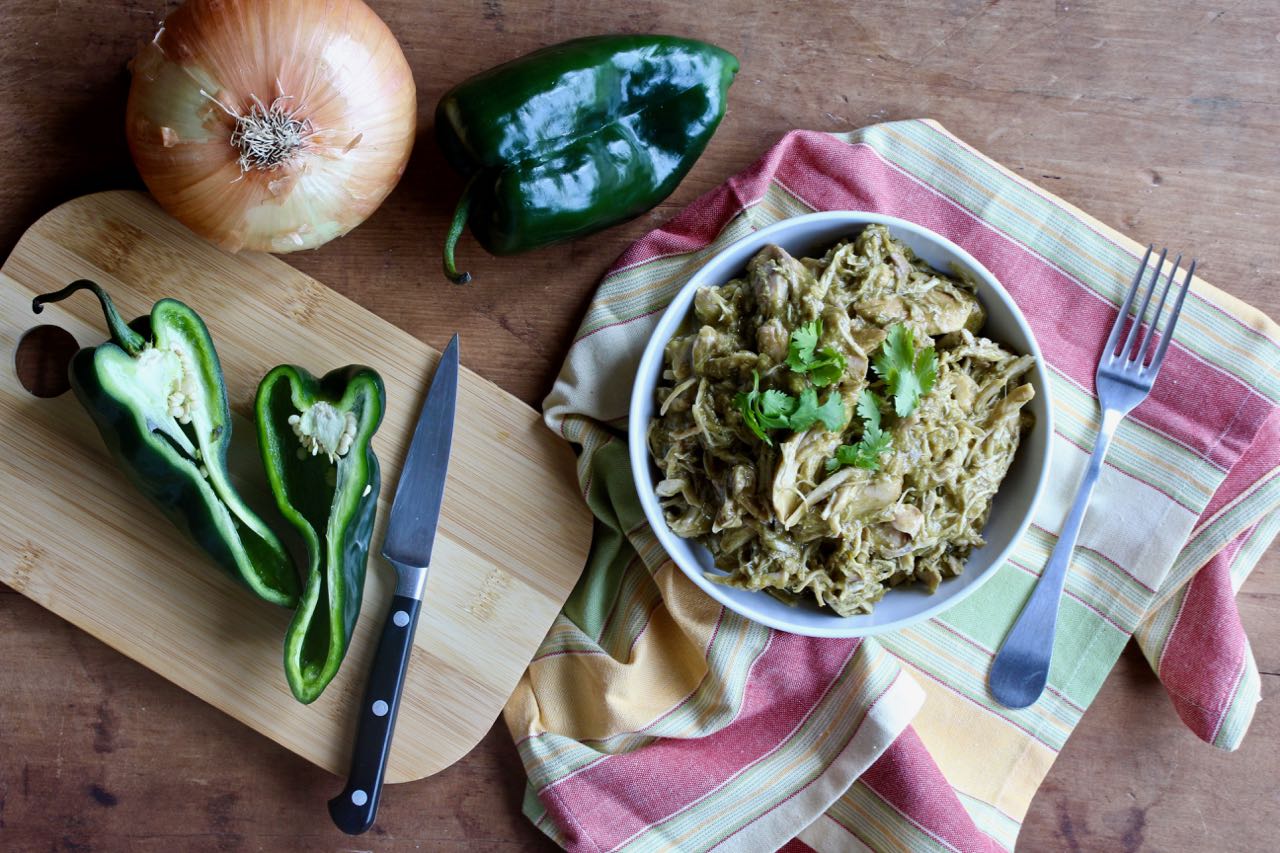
[382, 335, 459, 585]
[328, 334, 459, 835]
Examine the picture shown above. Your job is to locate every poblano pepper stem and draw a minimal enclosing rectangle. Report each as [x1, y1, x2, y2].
[443, 176, 477, 285]
[434, 35, 739, 281]
[34, 280, 145, 356]
[256, 364, 385, 703]
[32, 280, 300, 608]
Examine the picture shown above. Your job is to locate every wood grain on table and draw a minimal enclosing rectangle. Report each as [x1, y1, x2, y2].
[2, 0, 1276, 850]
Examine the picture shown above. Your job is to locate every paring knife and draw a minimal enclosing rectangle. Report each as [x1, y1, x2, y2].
[328, 334, 459, 835]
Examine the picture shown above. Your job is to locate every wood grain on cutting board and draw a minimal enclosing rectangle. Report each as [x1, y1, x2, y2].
[0, 190, 591, 782]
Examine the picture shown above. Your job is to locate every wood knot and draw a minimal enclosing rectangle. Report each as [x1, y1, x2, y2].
[289, 280, 323, 326]
[6, 542, 45, 593]
[91, 218, 147, 275]
[467, 568, 513, 621]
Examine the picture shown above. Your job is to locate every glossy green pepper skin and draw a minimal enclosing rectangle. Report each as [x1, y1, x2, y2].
[255, 364, 385, 703]
[31, 281, 299, 607]
[436, 34, 739, 283]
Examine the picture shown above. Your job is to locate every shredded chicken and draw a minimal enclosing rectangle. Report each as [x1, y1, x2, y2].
[648, 226, 1036, 616]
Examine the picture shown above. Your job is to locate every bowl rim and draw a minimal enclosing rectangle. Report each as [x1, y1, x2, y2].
[627, 210, 1054, 638]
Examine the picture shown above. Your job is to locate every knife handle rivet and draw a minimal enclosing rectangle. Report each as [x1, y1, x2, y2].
[351, 789, 368, 807]
[372, 700, 389, 717]
[392, 610, 410, 628]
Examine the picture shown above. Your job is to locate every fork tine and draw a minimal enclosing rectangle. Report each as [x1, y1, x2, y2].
[1119, 247, 1167, 360]
[1103, 245, 1153, 357]
[1147, 258, 1197, 372]
[1140, 253, 1182, 365]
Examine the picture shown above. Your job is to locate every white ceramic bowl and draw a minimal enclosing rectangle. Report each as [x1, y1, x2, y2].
[628, 211, 1053, 637]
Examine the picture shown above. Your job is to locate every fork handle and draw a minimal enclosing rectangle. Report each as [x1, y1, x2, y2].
[990, 411, 1121, 708]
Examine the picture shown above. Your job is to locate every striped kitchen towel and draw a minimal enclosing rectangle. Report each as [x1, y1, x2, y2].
[502, 120, 1280, 852]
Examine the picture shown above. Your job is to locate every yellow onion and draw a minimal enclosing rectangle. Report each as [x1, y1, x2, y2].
[126, 0, 416, 253]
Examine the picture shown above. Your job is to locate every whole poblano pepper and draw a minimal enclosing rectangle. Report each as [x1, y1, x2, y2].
[436, 34, 739, 283]
[32, 281, 300, 607]
[255, 364, 385, 703]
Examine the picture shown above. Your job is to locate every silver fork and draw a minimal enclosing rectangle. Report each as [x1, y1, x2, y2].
[989, 246, 1197, 709]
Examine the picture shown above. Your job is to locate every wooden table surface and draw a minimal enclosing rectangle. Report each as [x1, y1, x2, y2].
[2, 1, 1276, 850]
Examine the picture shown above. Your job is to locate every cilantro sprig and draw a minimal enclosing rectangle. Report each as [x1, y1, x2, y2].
[789, 386, 847, 433]
[735, 371, 791, 442]
[737, 320, 937, 451]
[872, 323, 937, 417]
[829, 390, 893, 472]
[785, 319, 846, 387]
[735, 371, 846, 445]
[827, 324, 938, 472]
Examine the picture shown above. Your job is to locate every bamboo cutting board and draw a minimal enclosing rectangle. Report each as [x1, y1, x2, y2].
[0, 191, 591, 783]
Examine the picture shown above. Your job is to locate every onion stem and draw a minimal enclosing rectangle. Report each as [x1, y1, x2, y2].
[228, 93, 314, 172]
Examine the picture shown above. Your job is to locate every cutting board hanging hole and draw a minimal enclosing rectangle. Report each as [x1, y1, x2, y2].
[15, 324, 77, 398]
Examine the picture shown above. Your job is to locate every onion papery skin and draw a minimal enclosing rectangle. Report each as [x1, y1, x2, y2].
[126, 0, 417, 253]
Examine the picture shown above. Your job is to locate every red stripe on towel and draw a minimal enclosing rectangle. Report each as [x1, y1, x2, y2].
[861, 726, 1004, 852]
[538, 632, 859, 852]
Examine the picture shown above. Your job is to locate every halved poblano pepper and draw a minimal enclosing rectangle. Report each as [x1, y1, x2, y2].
[31, 281, 299, 607]
[255, 364, 385, 703]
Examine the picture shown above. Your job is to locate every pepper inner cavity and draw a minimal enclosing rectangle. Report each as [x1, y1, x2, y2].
[289, 402, 357, 464]
[129, 342, 207, 468]
[273, 388, 354, 683]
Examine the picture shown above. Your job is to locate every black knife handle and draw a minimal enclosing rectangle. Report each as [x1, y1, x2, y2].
[328, 594, 422, 835]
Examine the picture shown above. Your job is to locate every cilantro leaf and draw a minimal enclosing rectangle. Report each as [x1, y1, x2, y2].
[859, 422, 892, 460]
[814, 392, 848, 432]
[759, 388, 798, 429]
[785, 320, 821, 371]
[789, 387, 847, 433]
[856, 387, 883, 433]
[788, 388, 820, 431]
[805, 346, 847, 386]
[786, 320, 847, 386]
[734, 371, 768, 443]
[736, 370, 846, 444]
[827, 389, 892, 472]
[829, 429, 892, 471]
[915, 345, 938, 400]
[872, 323, 938, 417]
[735, 371, 798, 444]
